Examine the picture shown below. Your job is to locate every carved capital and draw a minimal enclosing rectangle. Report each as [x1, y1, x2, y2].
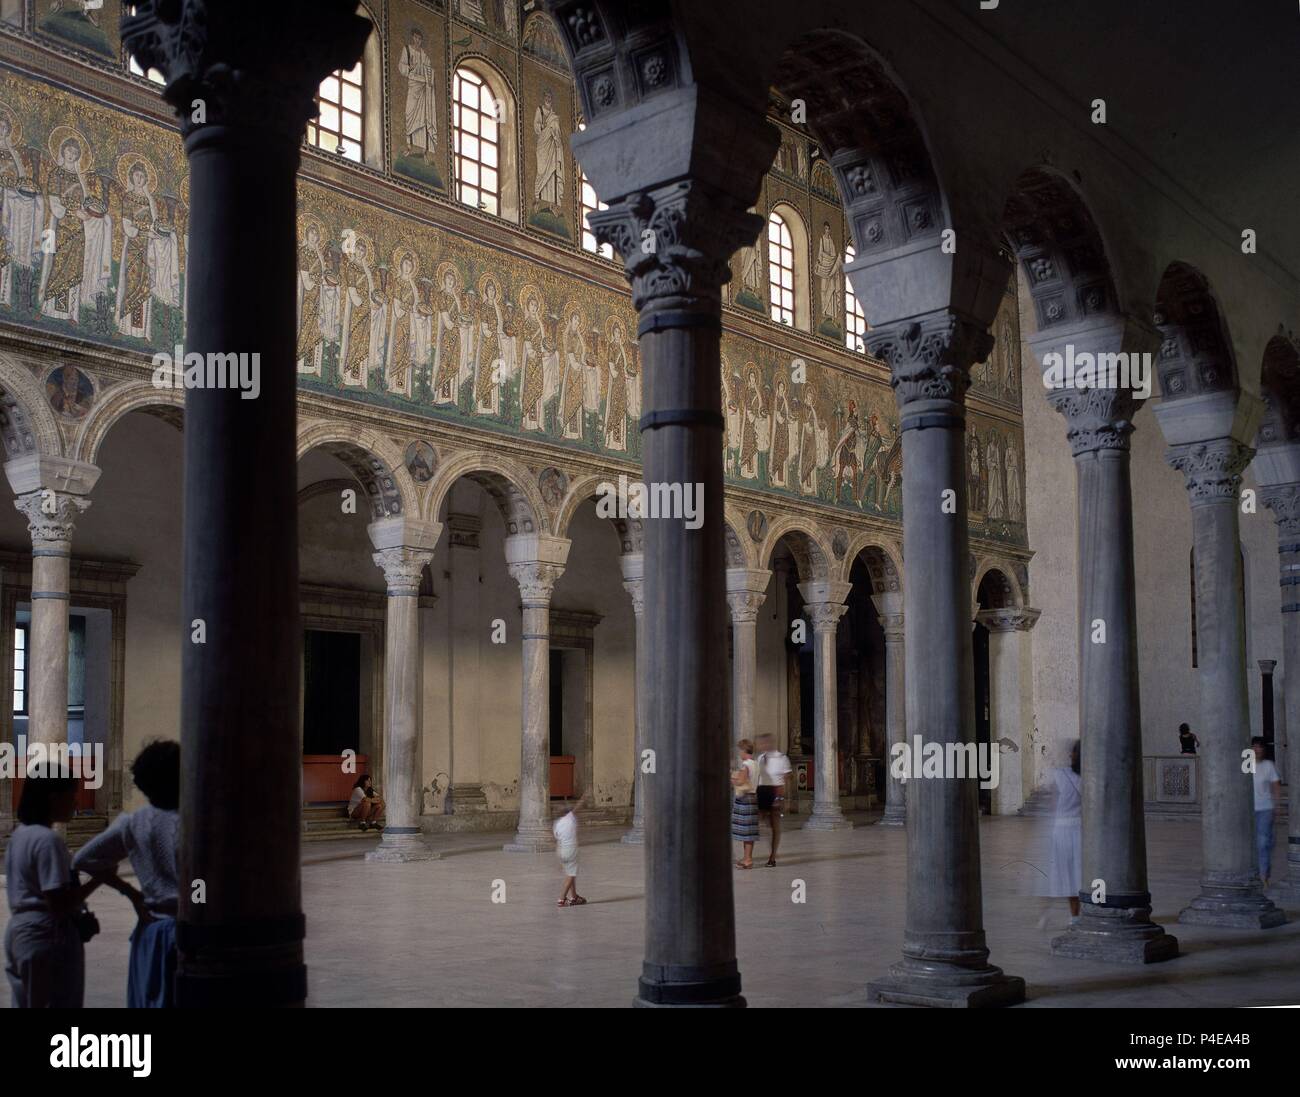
[589, 180, 763, 313]
[878, 613, 905, 644]
[976, 607, 1041, 634]
[509, 561, 565, 606]
[15, 491, 90, 546]
[123, 1, 372, 142]
[804, 600, 848, 633]
[1049, 385, 1139, 456]
[372, 546, 433, 596]
[726, 590, 765, 626]
[1167, 438, 1255, 506]
[622, 576, 645, 618]
[865, 312, 992, 420]
[1261, 483, 1300, 537]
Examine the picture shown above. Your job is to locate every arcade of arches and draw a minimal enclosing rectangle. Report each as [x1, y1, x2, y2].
[0, 0, 1297, 1008]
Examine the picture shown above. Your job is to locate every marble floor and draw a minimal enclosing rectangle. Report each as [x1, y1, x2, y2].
[5, 812, 1299, 1007]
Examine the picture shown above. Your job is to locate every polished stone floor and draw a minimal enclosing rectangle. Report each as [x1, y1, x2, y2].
[5, 812, 1299, 1007]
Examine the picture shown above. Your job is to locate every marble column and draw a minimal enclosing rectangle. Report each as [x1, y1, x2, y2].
[727, 568, 771, 750]
[1261, 481, 1300, 903]
[124, 0, 372, 1006]
[620, 552, 646, 844]
[976, 607, 1040, 816]
[872, 593, 906, 826]
[366, 518, 440, 863]
[14, 490, 90, 746]
[798, 579, 853, 830]
[864, 310, 1024, 1007]
[586, 110, 775, 1006]
[1040, 321, 1179, 963]
[503, 533, 569, 852]
[1165, 435, 1283, 928]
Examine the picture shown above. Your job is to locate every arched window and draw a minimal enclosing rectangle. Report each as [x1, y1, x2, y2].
[844, 244, 866, 353]
[451, 63, 519, 221]
[305, 8, 382, 168]
[124, 5, 163, 84]
[767, 212, 796, 326]
[577, 122, 611, 258]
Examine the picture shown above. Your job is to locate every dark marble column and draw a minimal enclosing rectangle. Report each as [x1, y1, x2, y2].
[591, 174, 772, 1008]
[864, 313, 1024, 1007]
[1168, 437, 1283, 929]
[871, 593, 906, 827]
[123, 0, 372, 1006]
[1262, 483, 1300, 903]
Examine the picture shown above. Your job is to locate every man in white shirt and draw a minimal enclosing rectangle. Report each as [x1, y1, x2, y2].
[755, 734, 793, 868]
[1252, 737, 1283, 887]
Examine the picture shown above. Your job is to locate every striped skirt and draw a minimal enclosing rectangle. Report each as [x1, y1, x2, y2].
[731, 791, 759, 841]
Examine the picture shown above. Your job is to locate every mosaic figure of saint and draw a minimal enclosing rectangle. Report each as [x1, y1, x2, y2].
[985, 432, 1006, 520]
[114, 155, 180, 341]
[738, 364, 769, 481]
[385, 249, 429, 398]
[518, 286, 553, 432]
[295, 218, 336, 376]
[0, 108, 43, 307]
[398, 27, 437, 160]
[557, 308, 586, 440]
[432, 265, 468, 405]
[1005, 439, 1022, 520]
[339, 234, 384, 388]
[603, 318, 631, 451]
[814, 222, 841, 325]
[473, 274, 509, 415]
[38, 128, 112, 324]
[769, 374, 795, 488]
[532, 89, 566, 215]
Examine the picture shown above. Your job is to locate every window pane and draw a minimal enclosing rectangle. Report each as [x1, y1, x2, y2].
[339, 139, 361, 163]
[342, 82, 362, 113]
[482, 142, 498, 168]
[463, 134, 480, 161]
[462, 81, 480, 108]
[13, 689, 20, 712]
[481, 117, 498, 143]
[320, 76, 340, 103]
[463, 160, 479, 186]
[319, 102, 339, 132]
[342, 112, 361, 140]
[460, 182, 477, 205]
[481, 194, 498, 215]
[342, 62, 362, 83]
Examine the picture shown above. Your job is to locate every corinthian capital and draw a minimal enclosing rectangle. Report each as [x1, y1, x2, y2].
[726, 590, 765, 626]
[509, 561, 565, 606]
[372, 547, 433, 596]
[1167, 438, 1255, 505]
[1049, 386, 1139, 457]
[15, 491, 90, 547]
[589, 181, 764, 313]
[1261, 483, 1300, 536]
[864, 312, 992, 421]
[122, 0, 372, 141]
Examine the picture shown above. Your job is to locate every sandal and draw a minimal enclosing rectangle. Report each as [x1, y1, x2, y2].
[557, 897, 571, 907]
[735, 860, 753, 869]
[765, 858, 777, 867]
[570, 896, 588, 905]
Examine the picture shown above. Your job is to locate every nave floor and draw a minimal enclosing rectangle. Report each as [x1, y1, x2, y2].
[5, 813, 1298, 1007]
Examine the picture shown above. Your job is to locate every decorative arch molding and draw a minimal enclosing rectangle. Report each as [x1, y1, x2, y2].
[841, 533, 903, 591]
[1154, 261, 1238, 400]
[759, 516, 833, 581]
[1254, 331, 1300, 447]
[1001, 167, 1124, 335]
[74, 379, 185, 465]
[973, 559, 1025, 610]
[296, 420, 412, 519]
[0, 352, 62, 460]
[722, 502, 755, 569]
[423, 448, 546, 534]
[553, 469, 644, 553]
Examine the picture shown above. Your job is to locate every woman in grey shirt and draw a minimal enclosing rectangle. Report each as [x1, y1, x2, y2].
[73, 740, 180, 1008]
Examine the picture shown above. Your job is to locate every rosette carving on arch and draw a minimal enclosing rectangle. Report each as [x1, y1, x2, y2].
[589, 181, 765, 312]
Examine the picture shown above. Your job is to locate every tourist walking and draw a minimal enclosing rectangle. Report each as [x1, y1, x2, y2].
[755, 734, 793, 867]
[1039, 740, 1082, 924]
[554, 796, 587, 907]
[731, 739, 759, 869]
[1251, 737, 1283, 887]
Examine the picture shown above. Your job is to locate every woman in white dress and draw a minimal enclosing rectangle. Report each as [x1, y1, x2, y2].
[1042, 740, 1082, 922]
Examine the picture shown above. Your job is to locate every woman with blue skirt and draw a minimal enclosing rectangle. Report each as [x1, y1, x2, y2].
[731, 739, 760, 869]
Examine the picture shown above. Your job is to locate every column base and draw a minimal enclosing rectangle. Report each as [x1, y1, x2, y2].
[866, 959, 1024, 1008]
[1050, 902, 1179, 964]
[877, 804, 906, 827]
[634, 963, 745, 1007]
[1179, 880, 1286, 929]
[503, 821, 555, 852]
[620, 823, 645, 845]
[802, 805, 854, 831]
[364, 830, 439, 863]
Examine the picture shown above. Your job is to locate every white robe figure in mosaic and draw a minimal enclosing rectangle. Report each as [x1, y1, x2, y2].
[814, 222, 841, 325]
[557, 309, 586, 440]
[797, 394, 830, 496]
[985, 432, 1006, 520]
[738, 365, 769, 481]
[338, 233, 383, 389]
[295, 219, 335, 376]
[723, 363, 744, 476]
[398, 28, 437, 160]
[0, 110, 43, 307]
[114, 157, 180, 341]
[385, 249, 428, 398]
[518, 286, 551, 431]
[769, 374, 796, 488]
[1005, 440, 1022, 521]
[532, 89, 565, 215]
[603, 317, 631, 451]
[432, 265, 467, 405]
[473, 275, 509, 415]
[39, 129, 112, 324]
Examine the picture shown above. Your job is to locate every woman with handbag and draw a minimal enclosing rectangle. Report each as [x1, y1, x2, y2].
[4, 775, 97, 1008]
[731, 739, 760, 869]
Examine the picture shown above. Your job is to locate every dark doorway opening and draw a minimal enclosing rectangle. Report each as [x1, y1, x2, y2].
[303, 629, 361, 756]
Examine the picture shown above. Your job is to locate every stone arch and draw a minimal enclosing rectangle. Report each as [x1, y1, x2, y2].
[1257, 331, 1300, 447]
[759, 517, 833, 581]
[973, 560, 1024, 610]
[841, 533, 902, 591]
[0, 352, 62, 460]
[1001, 166, 1124, 335]
[554, 469, 643, 553]
[73, 379, 185, 465]
[1153, 261, 1239, 399]
[296, 419, 412, 519]
[722, 503, 755, 569]
[423, 448, 546, 535]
